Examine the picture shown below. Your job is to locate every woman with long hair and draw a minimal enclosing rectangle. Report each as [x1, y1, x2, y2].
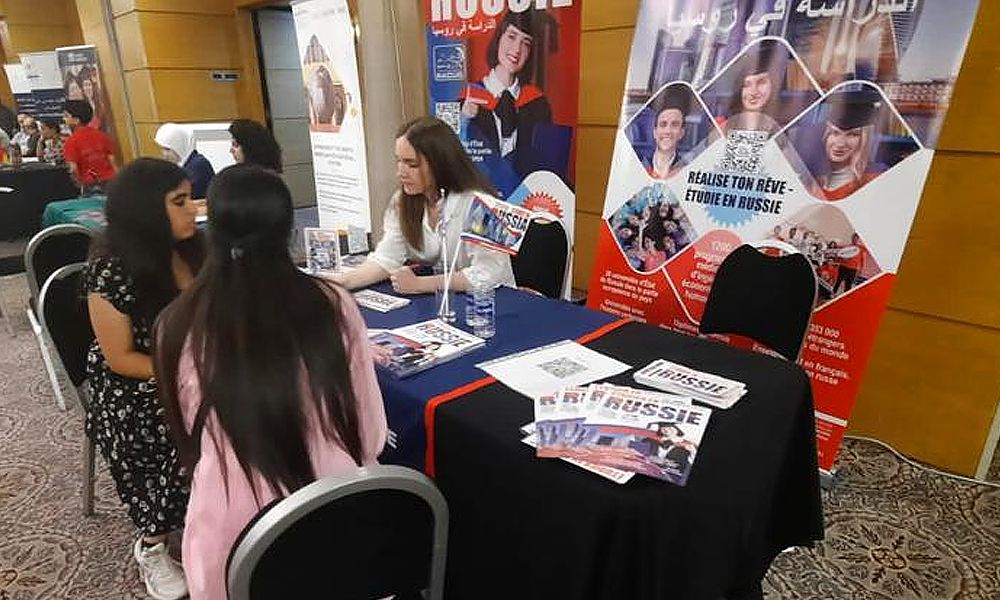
[155, 165, 387, 600]
[720, 39, 783, 134]
[810, 91, 880, 201]
[333, 116, 515, 293]
[84, 158, 204, 600]
[227, 119, 283, 172]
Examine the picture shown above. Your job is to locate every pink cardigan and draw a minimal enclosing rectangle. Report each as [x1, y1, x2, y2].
[178, 286, 388, 600]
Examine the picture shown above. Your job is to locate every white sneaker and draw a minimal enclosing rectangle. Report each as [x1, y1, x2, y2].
[133, 538, 189, 600]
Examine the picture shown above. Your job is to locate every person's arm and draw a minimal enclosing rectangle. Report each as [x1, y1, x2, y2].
[324, 259, 390, 290]
[389, 266, 469, 294]
[88, 293, 154, 379]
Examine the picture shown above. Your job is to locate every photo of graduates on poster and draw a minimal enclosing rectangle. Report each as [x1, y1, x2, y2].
[767, 204, 879, 304]
[625, 83, 715, 181]
[606, 184, 695, 273]
[426, 2, 580, 199]
[56, 46, 112, 135]
[302, 34, 349, 133]
[782, 84, 920, 201]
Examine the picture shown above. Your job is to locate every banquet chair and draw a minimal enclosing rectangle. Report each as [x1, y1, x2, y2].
[699, 243, 816, 361]
[511, 213, 571, 299]
[24, 224, 95, 410]
[38, 262, 97, 516]
[227, 465, 448, 600]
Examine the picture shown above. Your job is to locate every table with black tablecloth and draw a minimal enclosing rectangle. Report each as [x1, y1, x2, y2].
[0, 163, 78, 240]
[429, 321, 823, 600]
[359, 284, 823, 599]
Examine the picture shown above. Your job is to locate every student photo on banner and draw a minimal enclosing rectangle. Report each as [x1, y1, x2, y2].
[768, 204, 880, 305]
[58, 52, 111, 134]
[624, 83, 714, 181]
[782, 84, 920, 202]
[701, 38, 820, 137]
[456, 8, 570, 197]
[606, 183, 695, 274]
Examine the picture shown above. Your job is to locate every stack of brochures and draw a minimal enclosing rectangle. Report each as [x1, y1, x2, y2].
[369, 319, 484, 378]
[522, 383, 712, 486]
[634, 359, 747, 409]
[354, 289, 410, 313]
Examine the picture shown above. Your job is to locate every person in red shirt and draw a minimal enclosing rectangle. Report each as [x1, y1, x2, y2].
[63, 99, 117, 194]
[833, 233, 866, 295]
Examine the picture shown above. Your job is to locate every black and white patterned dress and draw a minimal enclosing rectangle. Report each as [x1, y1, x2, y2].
[84, 255, 189, 535]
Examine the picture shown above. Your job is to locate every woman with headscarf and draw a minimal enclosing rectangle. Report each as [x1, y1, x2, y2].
[155, 123, 216, 199]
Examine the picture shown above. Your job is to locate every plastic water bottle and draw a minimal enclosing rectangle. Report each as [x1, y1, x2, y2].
[471, 283, 496, 339]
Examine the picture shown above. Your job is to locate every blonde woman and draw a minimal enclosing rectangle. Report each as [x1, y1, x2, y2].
[811, 92, 881, 201]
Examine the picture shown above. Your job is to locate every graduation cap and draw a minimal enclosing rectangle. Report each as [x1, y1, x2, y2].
[826, 89, 882, 130]
[652, 86, 691, 117]
[739, 38, 783, 78]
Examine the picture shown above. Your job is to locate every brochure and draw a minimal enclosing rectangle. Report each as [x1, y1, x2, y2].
[303, 227, 341, 274]
[353, 289, 410, 313]
[369, 319, 485, 378]
[460, 194, 533, 255]
[634, 359, 747, 409]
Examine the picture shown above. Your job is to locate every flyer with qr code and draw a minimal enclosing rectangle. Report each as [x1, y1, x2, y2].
[585, 0, 982, 473]
[475, 340, 630, 400]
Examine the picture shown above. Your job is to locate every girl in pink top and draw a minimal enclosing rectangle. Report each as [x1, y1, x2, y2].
[155, 165, 387, 600]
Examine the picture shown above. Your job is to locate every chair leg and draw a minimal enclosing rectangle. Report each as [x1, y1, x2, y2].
[83, 433, 95, 517]
[28, 308, 68, 411]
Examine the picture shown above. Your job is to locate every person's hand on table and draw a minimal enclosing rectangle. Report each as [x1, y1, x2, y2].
[389, 266, 431, 295]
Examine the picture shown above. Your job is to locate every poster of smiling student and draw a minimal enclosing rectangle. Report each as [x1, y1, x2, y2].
[423, 0, 580, 297]
[586, 0, 982, 474]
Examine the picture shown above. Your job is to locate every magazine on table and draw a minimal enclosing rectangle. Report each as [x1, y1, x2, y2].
[353, 289, 410, 313]
[369, 319, 485, 378]
[303, 227, 341, 274]
[520, 431, 634, 484]
[634, 359, 747, 409]
[528, 383, 710, 486]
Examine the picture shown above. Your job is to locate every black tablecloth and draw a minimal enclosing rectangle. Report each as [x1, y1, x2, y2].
[0, 164, 78, 240]
[434, 322, 823, 600]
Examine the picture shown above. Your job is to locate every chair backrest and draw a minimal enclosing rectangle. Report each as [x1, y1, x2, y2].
[699, 244, 817, 361]
[38, 263, 93, 388]
[227, 465, 449, 600]
[511, 214, 570, 299]
[25, 224, 95, 307]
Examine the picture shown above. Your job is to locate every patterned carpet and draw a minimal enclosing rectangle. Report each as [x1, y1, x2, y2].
[0, 274, 998, 599]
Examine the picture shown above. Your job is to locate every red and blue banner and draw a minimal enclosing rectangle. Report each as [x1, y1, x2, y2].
[423, 0, 581, 297]
[586, 0, 981, 472]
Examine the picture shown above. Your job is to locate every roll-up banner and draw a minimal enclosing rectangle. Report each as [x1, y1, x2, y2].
[57, 45, 116, 138]
[423, 0, 581, 298]
[19, 51, 65, 120]
[586, 0, 981, 472]
[3, 64, 36, 116]
[292, 0, 372, 232]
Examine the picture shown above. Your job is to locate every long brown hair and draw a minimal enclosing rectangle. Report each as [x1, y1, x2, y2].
[396, 117, 494, 251]
[155, 165, 362, 501]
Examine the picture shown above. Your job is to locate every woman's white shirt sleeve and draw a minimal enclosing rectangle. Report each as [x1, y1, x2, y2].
[367, 193, 408, 272]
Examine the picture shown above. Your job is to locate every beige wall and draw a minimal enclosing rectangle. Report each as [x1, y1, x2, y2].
[578, 2, 1000, 477]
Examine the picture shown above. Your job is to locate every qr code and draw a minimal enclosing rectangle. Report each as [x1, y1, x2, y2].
[436, 102, 462, 134]
[718, 129, 768, 174]
[537, 357, 588, 379]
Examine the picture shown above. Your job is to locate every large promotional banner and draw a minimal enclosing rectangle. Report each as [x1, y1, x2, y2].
[587, 0, 981, 472]
[3, 64, 36, 116]
[19, 52, 65, 120]
[292, 0, 372, 231]
[57, 45, 115, 138]
[424, 0, 581, 296]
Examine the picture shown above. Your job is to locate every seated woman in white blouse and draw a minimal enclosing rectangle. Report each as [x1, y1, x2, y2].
[334, 116, 515, 293]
